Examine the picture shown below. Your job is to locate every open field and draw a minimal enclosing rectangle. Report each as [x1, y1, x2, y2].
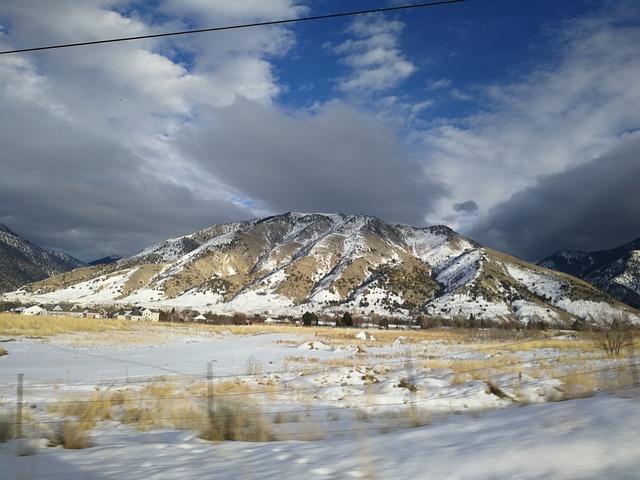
[1, 316, 639, 478]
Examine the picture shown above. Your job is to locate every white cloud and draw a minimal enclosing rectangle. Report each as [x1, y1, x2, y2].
[426, 77, 451, 90]
[330, 14, 416, 94]
[160, 0, 306, 23]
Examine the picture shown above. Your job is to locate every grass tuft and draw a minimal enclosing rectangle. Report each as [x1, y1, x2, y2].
[0, 412, 14, 442]
[48, 420, 92, 449]
[201, 399, 272, 442]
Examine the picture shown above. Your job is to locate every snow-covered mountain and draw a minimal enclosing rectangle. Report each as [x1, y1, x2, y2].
[538, 238, 640, 309]
[0, 224, 86, 292]
[7, 213, 638, 325]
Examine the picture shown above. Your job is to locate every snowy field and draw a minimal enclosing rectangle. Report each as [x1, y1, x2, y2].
[1, 323, 639, 479]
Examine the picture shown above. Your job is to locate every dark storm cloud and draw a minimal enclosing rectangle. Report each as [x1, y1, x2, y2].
[468, 135, 640, 262]
[0, 1, 305, 261]
[453, 201, 479, 213]
[0, 101, 245, 261]
[177, 98, 449, 226]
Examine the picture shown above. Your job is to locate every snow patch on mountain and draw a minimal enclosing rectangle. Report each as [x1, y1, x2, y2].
[426, 292, 512, 320]
[505, 264, 565, 302]
[435, 250, 482, 292]
[511, 300, 560, 323]
[612, 251, 640, 291]
[555, 299, 626, 323]
[396, 225, 475, 269]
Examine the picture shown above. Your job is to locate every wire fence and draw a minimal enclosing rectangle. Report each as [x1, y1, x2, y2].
[2, 338, 638, 445]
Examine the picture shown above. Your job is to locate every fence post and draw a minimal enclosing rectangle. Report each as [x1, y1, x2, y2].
[16, 373, 24, 439]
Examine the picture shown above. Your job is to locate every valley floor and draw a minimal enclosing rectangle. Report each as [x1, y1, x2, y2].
[0, 322, 638, 479]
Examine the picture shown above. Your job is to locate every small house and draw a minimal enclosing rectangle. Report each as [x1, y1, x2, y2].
[22, 305, 47, 316]
[141, 308, 160, 322]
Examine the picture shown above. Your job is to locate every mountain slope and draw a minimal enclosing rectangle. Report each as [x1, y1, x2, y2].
[0, 224, 86, 292]
[7, 214, 638, 325]
[538, 238, 640, 309]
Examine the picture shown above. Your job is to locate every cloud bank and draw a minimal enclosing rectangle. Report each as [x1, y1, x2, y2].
[418, 5, 640, 259]
[468, 135, 640, 261]
[0, 1, 638, 265]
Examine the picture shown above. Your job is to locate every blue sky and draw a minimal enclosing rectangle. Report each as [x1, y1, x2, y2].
[0, 0, 639, 262]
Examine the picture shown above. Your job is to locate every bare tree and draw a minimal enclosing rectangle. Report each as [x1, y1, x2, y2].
[591, 315, 636, 356]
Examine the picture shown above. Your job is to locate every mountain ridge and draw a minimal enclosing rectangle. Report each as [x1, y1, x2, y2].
[5, 213, 638, 326]
[0, 223, 87, 292]
[538, 237, 640, 309]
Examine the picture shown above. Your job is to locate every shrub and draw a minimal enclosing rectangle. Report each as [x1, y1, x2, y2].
[47, 393, 113, 429]
[201, 399, 271, 442]
[120, 407, 156, 431]
[48, 420, 92, 449]
[0, 413, 13, 442]
[572, 317, 590, 332]
[592, 317, 636, 356]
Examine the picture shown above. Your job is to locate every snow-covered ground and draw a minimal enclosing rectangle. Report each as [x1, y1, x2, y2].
[1, 326, 638, 479]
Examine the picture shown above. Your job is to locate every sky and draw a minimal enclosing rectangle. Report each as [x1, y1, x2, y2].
[0, 0, 639, 263]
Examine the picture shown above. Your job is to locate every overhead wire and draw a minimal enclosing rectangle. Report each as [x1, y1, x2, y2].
[0, 0, 468, 56]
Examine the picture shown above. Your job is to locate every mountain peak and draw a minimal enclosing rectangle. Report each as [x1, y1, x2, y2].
[0, 224, 87, 292]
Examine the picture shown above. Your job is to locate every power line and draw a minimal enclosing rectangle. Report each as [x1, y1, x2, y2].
[0, 0, 467, 56]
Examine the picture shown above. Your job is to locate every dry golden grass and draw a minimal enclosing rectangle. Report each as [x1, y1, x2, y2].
[416, 352, 524, 384]
[120, 406, 157, 431]
[116, 377, 274, 440]
[551, 370, 599, 397]
[111, 379, 204, 431]
[158, 324, 501, 347]
[0, 312, 571, 350]
[325, 357, 359, 368]
[311, 327, 478, 346]
[186, 378, 256, 397]
[112, 377, 279, 433]
[46, 391, 115, 430]
[55, 420, 92, 449]
[201, 398, 272, 442]
[160, 323, 306, 337]
[0, 312, 133, 337]
[498, 335, 594, 353]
